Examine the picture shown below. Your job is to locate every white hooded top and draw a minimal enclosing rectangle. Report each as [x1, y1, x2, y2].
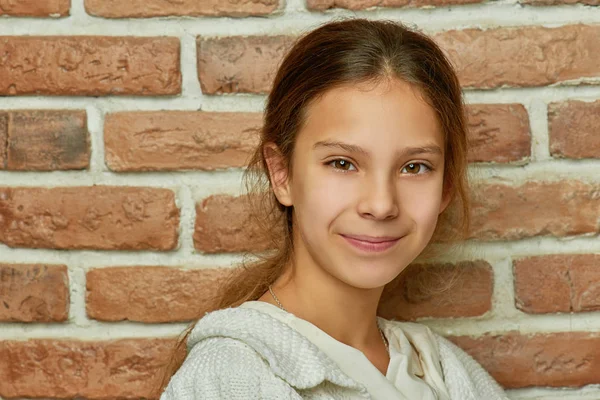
[161, 304, 509, 400]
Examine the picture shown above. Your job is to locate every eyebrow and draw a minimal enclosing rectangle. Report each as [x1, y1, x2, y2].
[312, 140, 443, 158]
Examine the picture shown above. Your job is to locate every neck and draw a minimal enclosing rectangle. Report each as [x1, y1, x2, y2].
[269, 248, 385, 353]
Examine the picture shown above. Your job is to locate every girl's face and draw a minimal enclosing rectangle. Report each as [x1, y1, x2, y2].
[268, 78, 450, 290]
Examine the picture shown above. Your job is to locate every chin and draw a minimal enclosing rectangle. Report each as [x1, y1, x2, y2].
[336, 263, 403, 291]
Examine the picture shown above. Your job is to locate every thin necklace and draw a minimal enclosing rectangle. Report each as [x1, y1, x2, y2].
[268, 285, 389, 353]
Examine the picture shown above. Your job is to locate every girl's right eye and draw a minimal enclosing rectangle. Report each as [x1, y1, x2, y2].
[328, 159, 356, 171]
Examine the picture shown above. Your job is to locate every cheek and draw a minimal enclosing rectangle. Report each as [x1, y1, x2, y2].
[292, 168, 355, 225]
[399, 180, 445, 229]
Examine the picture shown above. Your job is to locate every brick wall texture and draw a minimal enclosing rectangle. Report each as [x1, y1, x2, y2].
[0, 1, 599, 399]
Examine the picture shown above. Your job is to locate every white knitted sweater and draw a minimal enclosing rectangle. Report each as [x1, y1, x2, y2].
[161, 307, 509, 400]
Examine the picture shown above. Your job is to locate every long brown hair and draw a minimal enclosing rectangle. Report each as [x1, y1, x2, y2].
[159, 17, 470, 391]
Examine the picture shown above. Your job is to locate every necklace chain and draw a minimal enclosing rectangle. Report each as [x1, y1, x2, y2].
[267, 285, 389, 353]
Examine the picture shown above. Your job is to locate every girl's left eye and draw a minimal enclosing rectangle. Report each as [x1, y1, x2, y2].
[401, 163, 431, 175]
[328, 159, 356, 171]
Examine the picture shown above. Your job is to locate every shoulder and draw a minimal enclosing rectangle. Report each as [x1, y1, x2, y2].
[434, 335, 509, 400]
[381, 319, 508, 400]
[434, 334, 490, 376]
[161, 337, 300, 400]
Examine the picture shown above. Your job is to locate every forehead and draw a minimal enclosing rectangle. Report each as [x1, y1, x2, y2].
[298, 78, 443, 152]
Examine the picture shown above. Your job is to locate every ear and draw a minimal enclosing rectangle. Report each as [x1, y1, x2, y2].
[263, 143, 293, 207]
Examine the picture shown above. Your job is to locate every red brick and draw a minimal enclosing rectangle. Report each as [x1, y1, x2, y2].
[198, 35, 296, 94]
[514, 254, 600, 314]
[104, 111, 261, 171]
[307, 0, 479, 9]
[0, 264, 69, 322]
[0, 36, 180, 96]
[194, 194, 274, 253]
[1, 110, 89, 171]
[434, 25, 600, 89]
[549, 100, 600, 159]
[451, 332, 600, 388]
[85, 0, 280, 17]
[198, 25, 600, 94]
[469, 181, 600, 241]
[86, 266, 230, 322]
[379, 261, 493, 320]
[0, 0, 70, 16]
[467, 104, 530, 163]
[0, 338, 176, 399]
[0, 186, 179, 250]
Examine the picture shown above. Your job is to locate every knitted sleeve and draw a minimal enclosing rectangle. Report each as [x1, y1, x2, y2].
[160, 337, 302, 400]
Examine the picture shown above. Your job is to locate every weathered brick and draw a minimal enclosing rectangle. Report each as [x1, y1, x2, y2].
[435, 25, 600, 89]
[104, 111, 261, 171]
[198, 35, 296, 94]
[549, 100, 600, 159]
[87, 266, 230, 322]
[514, 254, 600, 314]
[0, 338, 177, 399]
[451, 332, 600, 388]
[0, 186, 179, 250]
[194, 194, 274, 253]
[1, 110, 89, 171]
[379, 261, 493, 320]
[0, 0, 70, 16]
[467, 104, 530, 163]
[307, 0, 479, 10]
[0, 36, 181, 96]
[469, 181, 600, 241]
[0, 264, 69, 322]
[85, 0, 280, 17]
[198, 25, 600, 94]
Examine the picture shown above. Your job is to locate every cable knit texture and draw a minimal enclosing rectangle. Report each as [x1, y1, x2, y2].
[161, 307, 509, 399]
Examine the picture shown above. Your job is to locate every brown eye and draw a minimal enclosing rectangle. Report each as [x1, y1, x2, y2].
[329, 159, 356, 171]
[402, 163, 430, 175]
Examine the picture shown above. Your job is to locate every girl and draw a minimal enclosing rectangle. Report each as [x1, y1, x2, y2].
[161, 18, 508, 400]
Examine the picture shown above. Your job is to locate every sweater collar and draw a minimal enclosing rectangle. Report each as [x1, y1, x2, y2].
[188, 306, 369, 395]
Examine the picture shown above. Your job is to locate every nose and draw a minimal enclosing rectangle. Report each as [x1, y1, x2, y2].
[357, 175, 399, 220]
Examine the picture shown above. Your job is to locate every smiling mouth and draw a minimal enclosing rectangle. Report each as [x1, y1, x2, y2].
[340, 234, 402, 253]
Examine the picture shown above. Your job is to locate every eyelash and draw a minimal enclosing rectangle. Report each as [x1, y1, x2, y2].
[326, 159, 432, 175]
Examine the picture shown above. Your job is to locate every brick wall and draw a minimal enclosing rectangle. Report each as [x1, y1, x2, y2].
[0, 0, 599, 399]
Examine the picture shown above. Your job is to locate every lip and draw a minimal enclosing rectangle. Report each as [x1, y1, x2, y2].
[340, 234, 402, 253]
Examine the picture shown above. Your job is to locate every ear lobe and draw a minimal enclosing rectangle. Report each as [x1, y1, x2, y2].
[263, 143, 293, 207]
